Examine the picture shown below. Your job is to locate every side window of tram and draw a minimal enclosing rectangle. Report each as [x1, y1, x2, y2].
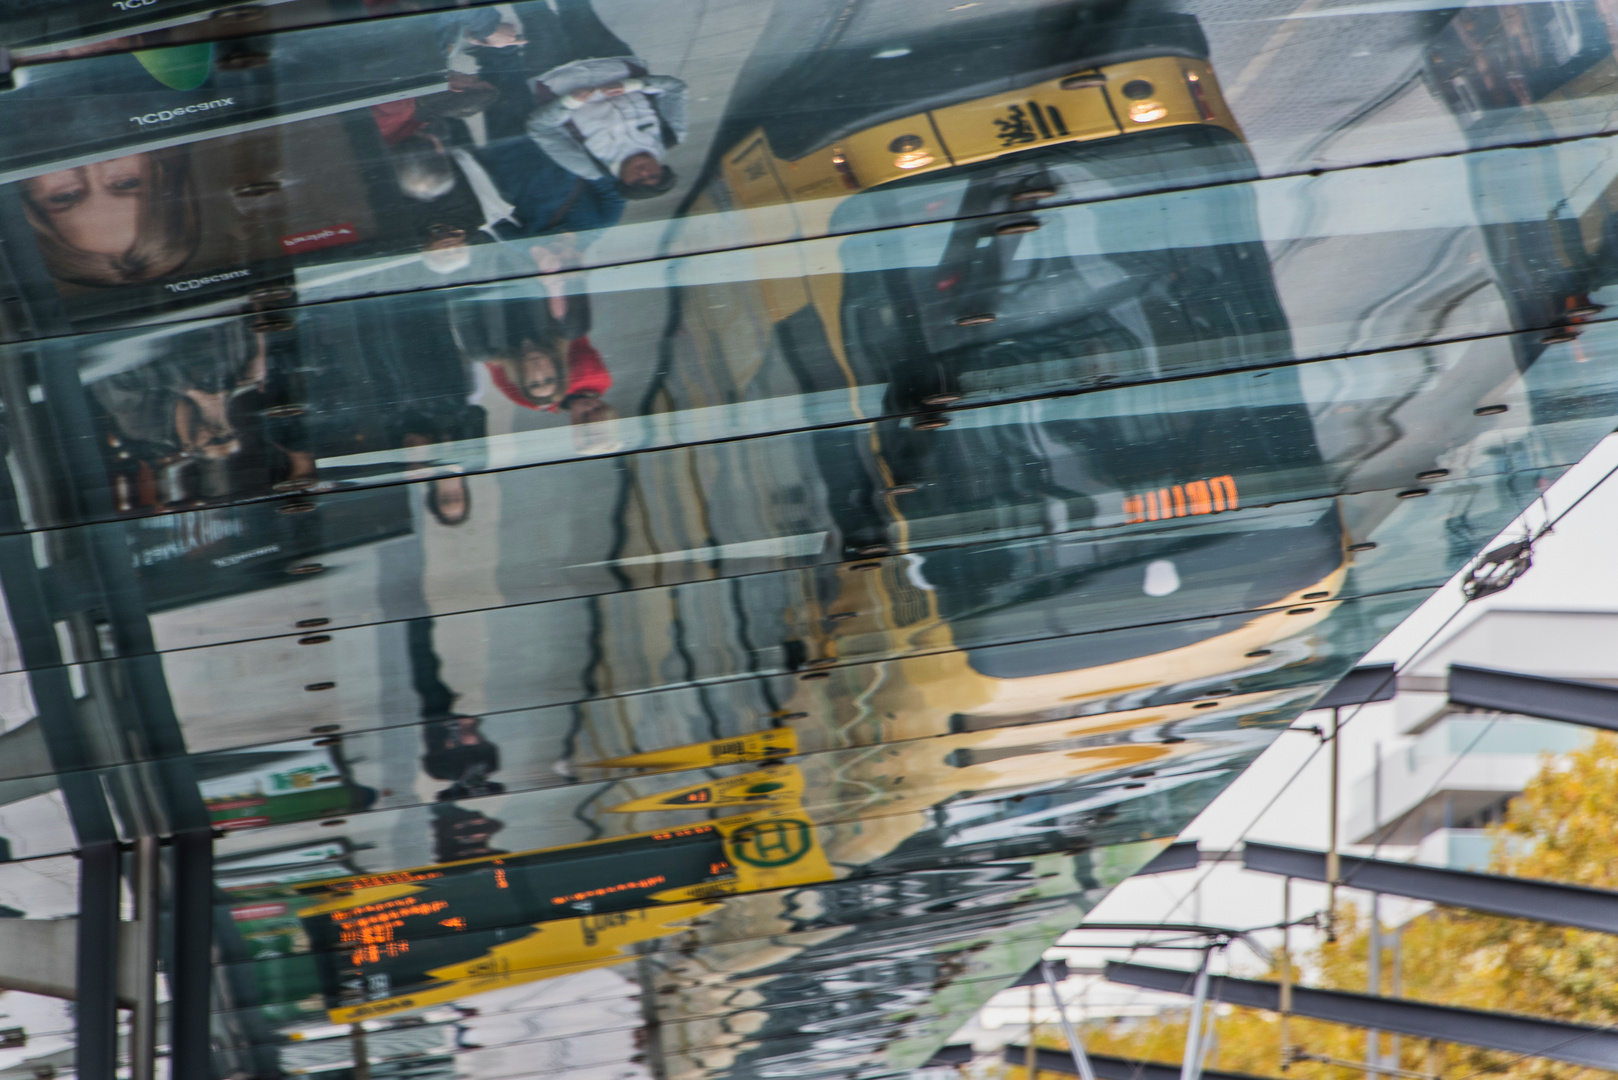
[1123, 476, 1237, 523]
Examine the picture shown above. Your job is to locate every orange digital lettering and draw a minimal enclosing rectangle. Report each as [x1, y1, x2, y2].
[1124, 476, 1237, 521]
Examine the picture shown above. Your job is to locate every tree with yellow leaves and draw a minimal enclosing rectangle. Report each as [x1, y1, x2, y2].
[1041, 733, 1618, 1080]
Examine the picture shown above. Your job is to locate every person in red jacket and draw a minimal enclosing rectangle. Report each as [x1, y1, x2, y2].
[483, 333, 611, 416]
[447, 243, 620, 446]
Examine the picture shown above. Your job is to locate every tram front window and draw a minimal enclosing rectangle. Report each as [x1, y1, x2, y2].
[831, 126, 1290, 404]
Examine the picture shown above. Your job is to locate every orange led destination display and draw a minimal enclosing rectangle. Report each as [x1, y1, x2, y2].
[1123, 475, 1237, 523]
[295, 797, 834, 1022]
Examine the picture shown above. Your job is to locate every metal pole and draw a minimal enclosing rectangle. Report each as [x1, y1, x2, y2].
[131, 836, 161, 1080]
[1028, 985, 1039, 1080]
[1368, 894, 1382, 1080]
[1373, 741, 1383, 848]
[171, 829, 215, 1080]
[77, 841, 121, 1080]
[1180, 948, 1213, 1080]
[1368, 747, 1383, 1080]
[1042, 960, 1097, 1080]
[1192, 951, 1219, 1080]
[1280, 877, 1293, 1069]
[1389, 928, 1403, 1072]
[350, 1024, 373, 1080]
[1326, 707, 1341, 940]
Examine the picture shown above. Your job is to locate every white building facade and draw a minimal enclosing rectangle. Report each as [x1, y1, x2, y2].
[1347, 609, 1617, 868]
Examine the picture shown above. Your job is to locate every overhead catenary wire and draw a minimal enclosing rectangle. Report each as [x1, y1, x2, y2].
[1121, 603, 1459, 949]
[1051, 450, 1618, 1064]
[1335, 713, 1501, 887]
[1075, 616, 1450, 1053]
[1338, 448, 1618, 886]
[1129, 445, 1618, 943]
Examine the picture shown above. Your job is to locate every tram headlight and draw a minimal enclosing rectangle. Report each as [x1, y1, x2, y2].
[889, 134, 934, 170]
[1128, 101, 1168, 123]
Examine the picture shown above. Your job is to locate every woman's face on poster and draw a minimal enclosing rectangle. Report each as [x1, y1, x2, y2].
[24, 156, 151, 257]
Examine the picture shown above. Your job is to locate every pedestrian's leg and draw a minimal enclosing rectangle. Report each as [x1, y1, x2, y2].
[554, 0, 635, 60]
[407, 617, 458, 719]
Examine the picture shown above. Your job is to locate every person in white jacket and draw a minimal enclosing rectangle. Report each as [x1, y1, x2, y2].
[514, 0, 687, 199]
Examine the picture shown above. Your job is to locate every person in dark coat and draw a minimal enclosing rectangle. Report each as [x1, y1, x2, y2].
[472, 135, 625, 239]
